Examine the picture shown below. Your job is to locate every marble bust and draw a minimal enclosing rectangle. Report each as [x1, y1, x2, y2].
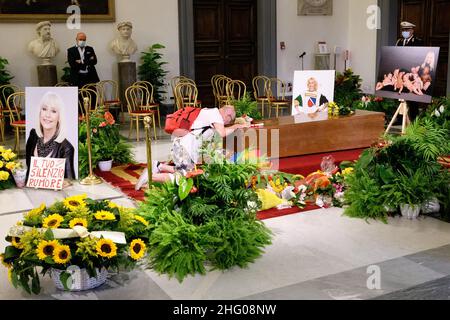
[110, 21, 138, 62]
[28, 21, 60, 65]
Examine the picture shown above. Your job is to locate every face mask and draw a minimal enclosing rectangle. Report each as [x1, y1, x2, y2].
[402, 31, 411, 39]
[78, 40, 86, 48]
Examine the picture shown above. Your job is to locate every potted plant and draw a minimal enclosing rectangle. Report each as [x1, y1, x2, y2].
[138, 43, 169, 103]
[383, 169, 433, 220]
[232, 92, 262, 121]
[0, 56, 13, 86]
[1, 196, 150, 294]
[79, 109, 134, 177]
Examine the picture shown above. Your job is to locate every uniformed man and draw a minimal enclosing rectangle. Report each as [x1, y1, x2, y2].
[396, 21, 424, 47]
[395, 21, 424, 122]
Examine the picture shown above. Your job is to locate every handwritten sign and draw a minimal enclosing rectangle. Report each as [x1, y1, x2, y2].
[27, 157, 66, 190]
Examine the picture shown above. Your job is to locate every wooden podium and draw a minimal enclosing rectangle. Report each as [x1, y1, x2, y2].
[226, 110, 385, 158]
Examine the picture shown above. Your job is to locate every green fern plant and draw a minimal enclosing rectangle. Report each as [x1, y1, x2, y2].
[138, 44, 169, 103]
[232, 92, 262, 120]
[136, 153, 272, 282]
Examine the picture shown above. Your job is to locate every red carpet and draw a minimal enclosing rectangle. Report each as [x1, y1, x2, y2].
[97, 149, 365, 220]
[257, 203, 320, 220]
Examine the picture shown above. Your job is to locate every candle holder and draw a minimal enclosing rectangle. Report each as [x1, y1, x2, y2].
[80, 97, 103, 185]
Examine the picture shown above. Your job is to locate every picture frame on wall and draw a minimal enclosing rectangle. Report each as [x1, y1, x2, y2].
[0, 0, 115, 22]
[298, 0, 333, 16]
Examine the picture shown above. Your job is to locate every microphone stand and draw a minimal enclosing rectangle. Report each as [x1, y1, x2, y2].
[299, 53, 306, 70]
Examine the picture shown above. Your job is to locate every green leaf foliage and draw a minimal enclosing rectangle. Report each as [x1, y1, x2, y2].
[232, 92, 262, 120]
[136, 155, 272, 281]
[138, 44, 169, 103]
[344, 117, 450, 222]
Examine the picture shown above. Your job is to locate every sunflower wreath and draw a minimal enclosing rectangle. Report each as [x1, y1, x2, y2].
[1, 196, 151, 295]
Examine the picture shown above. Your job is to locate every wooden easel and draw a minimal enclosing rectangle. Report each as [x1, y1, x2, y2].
[385, 99, 410, 135]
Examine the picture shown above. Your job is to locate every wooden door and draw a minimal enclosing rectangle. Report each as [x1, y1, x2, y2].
[193, 0, 257, 106]
[399, 0, 450, 96]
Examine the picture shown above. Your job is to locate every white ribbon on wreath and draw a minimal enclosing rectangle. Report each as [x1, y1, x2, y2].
[8, 225, 127, 244]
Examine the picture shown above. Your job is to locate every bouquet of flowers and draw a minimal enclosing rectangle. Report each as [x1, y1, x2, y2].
[0, 146, 22, 190]
[1, 195, 150, 294]
[79, 109, 134, 178]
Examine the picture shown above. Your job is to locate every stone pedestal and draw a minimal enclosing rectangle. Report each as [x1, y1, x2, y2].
[37, 64, 57, 86]
[118, 61, 137, 107]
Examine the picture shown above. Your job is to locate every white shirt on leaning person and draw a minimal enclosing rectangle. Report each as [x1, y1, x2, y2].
[178, 108, 224, 164]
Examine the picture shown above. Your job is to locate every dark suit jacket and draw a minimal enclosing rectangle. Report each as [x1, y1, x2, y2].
[26, 129, 76, 181]
[396, 36, 424, 47]
[67, 45, 100, 87]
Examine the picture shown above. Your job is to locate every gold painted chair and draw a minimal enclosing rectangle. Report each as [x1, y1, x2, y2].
[78, 88, 99, 120]
[267, 78, 290, 118]
[174, 82, 201, 110]
[125, 85, 157, 142]
[98, 80, 122, 121]
[215, 76, 231, 107]
[6, 92, 26, 153]
[226, 80, 247, 104]
[0, 112, 4, 142]
[252, 75, 270, 118]
[132, 81, 161, 128]
[211, 74, 226, 107]
[0, 84, 20, 130]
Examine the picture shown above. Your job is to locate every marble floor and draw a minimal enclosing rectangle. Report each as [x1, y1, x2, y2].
[1, 119, 450, 300]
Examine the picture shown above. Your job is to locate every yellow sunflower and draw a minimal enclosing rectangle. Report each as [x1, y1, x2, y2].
[107, 201, 120, 209]
[129, 239, 146, 261]
[134, 215, 149, 227]
[94, 211, 116, 221]
[53, 245, 71, 264]
[36, 240, 59, 261]
[24, 203, 46, 220]
[63, 195, 87, 211]
[42, 214, 64, 229]
[69, 218, 88, 229]
[0, 253, 11, 268]
[96, 239, 117, 259]
[11, 237, 24, 250]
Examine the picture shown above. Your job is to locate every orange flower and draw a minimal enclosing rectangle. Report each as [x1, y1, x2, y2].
[104, 112, 116, 125]
[99, 122, 107, 128]
[314, 176, 331, 190]
[186, 169, 204, 179]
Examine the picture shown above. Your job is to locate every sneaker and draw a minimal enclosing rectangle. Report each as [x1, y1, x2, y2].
[152, 160, 161, 174]
[135, 170, 148, 191]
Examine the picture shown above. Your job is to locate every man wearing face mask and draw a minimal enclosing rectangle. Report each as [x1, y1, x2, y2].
[395, 21, 424, 122]
[396, 21, 424, 47]
[67, 32, 100, 88]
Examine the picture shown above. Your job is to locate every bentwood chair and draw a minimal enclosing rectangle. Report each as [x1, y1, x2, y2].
[125, 85, 157, 142]
[267, 78, 290, 118]
[215, 76, 232, 107]
[0, 84, 20, 129]
[133, 81, 161, 128]
[98, 80, 122, 121]
[174, 82, 201, 110]
[6, 92, 26, 153]
[0, 112, 4, 142]
[252, 76, 270, 118]
[211, 74, 226, 107]
[78, 88, 99, 119]
[226, 80, 247, 104]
